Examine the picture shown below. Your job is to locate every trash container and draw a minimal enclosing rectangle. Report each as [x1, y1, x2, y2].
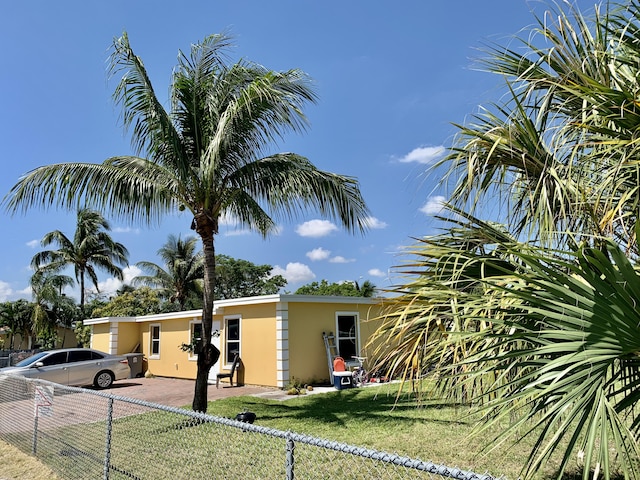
[333, 371, 353, 390]
[125, 353, 144, 378]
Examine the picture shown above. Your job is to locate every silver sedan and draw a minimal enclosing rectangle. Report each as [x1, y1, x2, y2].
[0, 348, 131, 389]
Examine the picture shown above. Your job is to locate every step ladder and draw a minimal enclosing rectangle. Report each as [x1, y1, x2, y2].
[322, 332, 339, 381]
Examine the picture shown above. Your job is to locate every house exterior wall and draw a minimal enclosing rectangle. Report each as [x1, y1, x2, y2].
[286, 300, 384, 385]
[90, 319, 139, 355]
[116, 322, 142, 354]
[0, 326, 77, 351]
[91, 323, 111, 352]
[85, 295, 386, 389]
[139, 316, 200, 379]
[55, 327, 78, 349]
[214, 302, 277, 387]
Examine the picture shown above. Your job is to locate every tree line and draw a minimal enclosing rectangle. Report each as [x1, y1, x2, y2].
[0, 208, 375, 352]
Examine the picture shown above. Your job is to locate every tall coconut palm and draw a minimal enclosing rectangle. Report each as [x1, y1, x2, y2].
[30, 208, 129, 311]
[133, 234, 204, 310]
[3, 32, 369, 412]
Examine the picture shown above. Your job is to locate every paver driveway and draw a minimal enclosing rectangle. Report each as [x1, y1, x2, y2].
[101, 377, 284, 407]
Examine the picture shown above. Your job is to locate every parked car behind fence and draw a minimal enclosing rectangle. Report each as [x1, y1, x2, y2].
[0, 348, 130, 389]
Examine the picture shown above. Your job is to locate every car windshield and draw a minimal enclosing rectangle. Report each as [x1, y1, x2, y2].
[14, 352, 49, 367]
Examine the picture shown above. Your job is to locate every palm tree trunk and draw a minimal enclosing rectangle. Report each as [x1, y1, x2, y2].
[79, 270, 86, 313]
[192, 213, 220, 412]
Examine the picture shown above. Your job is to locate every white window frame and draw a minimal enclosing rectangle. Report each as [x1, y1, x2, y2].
[224, 315, 241, 367]
[335, 312, 359, 361]
[149, 324, 161, 359]
[188, 319, 203, 361]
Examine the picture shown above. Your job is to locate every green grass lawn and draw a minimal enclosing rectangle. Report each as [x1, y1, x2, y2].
[200, 383, 573, 479]
[1, 382, 586, 480]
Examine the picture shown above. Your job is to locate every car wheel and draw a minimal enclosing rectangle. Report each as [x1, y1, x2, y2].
[94, 371, 114, 389]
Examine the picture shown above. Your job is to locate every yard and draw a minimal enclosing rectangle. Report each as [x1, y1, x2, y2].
[202, 383, 574, 479]
[1, 381, 584, 480]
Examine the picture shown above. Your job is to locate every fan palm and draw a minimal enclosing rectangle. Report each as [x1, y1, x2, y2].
[133, 234, 204, 310]
[30, 208, 129, 310]
[372, 208, 523, 403]
[3, 32, 369, 412]
[458, 239, 640, 480]
[375, 1, 640, 478]
[436, 0, 640, 252]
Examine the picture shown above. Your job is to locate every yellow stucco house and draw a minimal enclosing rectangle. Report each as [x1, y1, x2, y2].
[85, 294, 385, 388]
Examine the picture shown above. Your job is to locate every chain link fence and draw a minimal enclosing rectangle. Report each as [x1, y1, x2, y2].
[0, 349, 41, 367]
[0, 374, 496, 480]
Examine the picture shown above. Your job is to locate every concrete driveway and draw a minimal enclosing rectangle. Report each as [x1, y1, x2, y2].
[101, 377, 283, 408]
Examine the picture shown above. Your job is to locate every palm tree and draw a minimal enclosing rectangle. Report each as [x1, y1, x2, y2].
[0, 300, 33, 350]
[133, 234, 204, 310]
[354, 280, 376, 297]
[29, 270, 75, 348]
[463, 239, 640, 480]
[373, 1, 640, 478]
[435, 1, 640, 252]
[372, 208, 521, 399]
[3, 32, 369, 412]
[30, 208, 129, 311]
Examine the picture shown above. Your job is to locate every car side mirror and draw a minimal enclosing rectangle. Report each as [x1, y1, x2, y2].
[33, 362, 44, 368]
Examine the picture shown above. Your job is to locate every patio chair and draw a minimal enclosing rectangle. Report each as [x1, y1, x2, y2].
[216, 353, 240, 388]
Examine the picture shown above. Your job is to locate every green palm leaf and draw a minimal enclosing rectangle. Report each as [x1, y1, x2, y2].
[460, 240, 640, 480]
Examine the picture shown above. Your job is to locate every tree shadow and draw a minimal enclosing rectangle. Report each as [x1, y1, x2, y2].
[206, 386, 471, 429]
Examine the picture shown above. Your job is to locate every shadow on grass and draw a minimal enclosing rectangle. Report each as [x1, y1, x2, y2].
[204, 384, 471, 430]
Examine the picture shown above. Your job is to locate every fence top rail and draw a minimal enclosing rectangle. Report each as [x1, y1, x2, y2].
[9, 374, 498, 480]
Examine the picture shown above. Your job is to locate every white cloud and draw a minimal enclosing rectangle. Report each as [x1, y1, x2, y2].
[122, 265, 142, 284]
[398, 145, 446, 164]
[368, 268, 386, 278]
[26, 239, 39, 248]
[0, 281, 13, 301]
[306, 247, 331, 261]
[95, 277, 122, 296]
[113, 226, 140, 234]
[17, 286, 32, 297]
[295, 220, 338, 238]
[364, 216, 387, 229]
[329, 256, 355, 264]
[223, 229, 252, 237]
[94, 265, 143, 296]
[420, 196, 446, 215]
[271, 262, 315, 284]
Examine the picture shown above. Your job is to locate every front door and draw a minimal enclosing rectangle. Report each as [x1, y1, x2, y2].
[207, 321, 221, 383]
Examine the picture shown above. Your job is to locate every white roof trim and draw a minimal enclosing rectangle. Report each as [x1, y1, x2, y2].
[84, 316, 137, 325]
[84, 294, 382, 324]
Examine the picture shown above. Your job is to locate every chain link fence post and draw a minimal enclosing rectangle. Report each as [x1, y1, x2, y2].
[286, 434, 295, 480]
[103, 397, 114, 480]
[31, 413, 38, 455]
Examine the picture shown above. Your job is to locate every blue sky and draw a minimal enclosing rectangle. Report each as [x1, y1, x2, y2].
[0, 1, 594, 301]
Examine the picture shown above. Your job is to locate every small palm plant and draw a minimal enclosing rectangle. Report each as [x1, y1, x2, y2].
[374, 211, 640, 479]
